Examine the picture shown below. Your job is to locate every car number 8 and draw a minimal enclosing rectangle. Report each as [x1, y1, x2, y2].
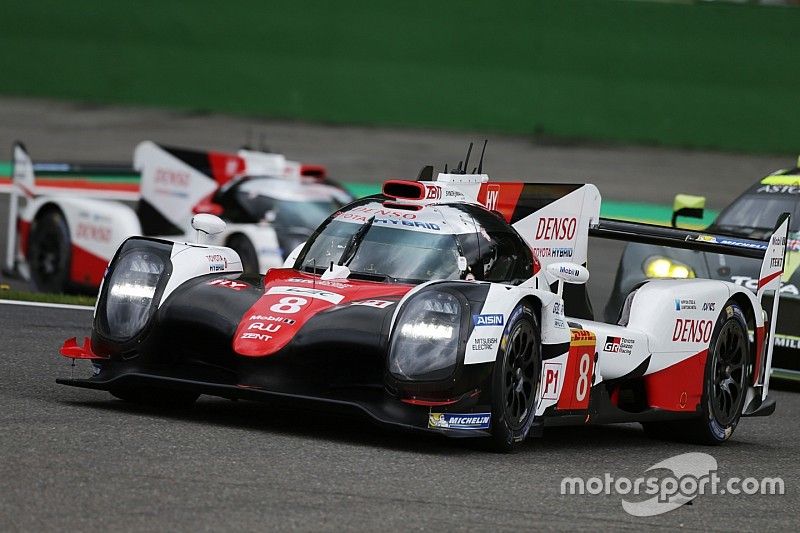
[575, 352, 591, 402]
[270, 296, 308, 314]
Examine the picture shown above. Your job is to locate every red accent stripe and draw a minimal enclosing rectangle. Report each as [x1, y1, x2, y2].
[208, 152, 246, 185]
[753, 325, 766, 384]
[18, 219, 31, 257]
[477, 182, 524, 222]
[758, 270, 782, 290]
[0, 176, 139, 193]
[69, 244, 109, 287]
[60, 337, 106, 360]
[382, 180, 426, 200]
[300, 164, 327, 179]
[401, 389, 481, 407]
[643, 350, 707, 412]
[401, 398, 460, 407]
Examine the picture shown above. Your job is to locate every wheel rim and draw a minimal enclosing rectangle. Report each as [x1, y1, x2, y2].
[502, 321, 537, 430]
[32, 226, 64, 278]
[710, 320, 747, 426]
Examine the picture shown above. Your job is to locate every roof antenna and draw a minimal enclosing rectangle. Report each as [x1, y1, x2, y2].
[462, 142, 474, 174]
[416, 165, 433, 181]
[444, 163, 448, 173]
[476, 139, 488, 174]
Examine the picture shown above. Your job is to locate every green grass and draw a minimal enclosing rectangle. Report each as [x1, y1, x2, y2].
[0, 288, 96, 307]
[0, 0, 798, 153]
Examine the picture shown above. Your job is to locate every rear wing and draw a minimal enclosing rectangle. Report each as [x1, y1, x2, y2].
[473, 182, 602, 268]
[591, 213, 790, 398]
[1, 142, 139, 201]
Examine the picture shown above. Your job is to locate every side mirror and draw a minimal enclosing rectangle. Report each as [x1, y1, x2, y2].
[546, 262, 589, 298]
[191, 213, 226, 243]
[671, 194, 705, 228]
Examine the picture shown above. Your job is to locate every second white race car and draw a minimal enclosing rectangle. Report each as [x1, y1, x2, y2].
[4, 142, 352, 292]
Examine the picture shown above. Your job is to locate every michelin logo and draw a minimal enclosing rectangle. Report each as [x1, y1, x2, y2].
[473, 314, 504, 326]
[428, 413, 491, 430]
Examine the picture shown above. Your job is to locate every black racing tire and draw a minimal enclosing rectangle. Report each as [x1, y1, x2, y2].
[227, 234, 260, 274]
[488, 303, 541, 453]
[27, 208, 71, 293]
[111, 387, 200, 408]
[642, 301, 750, 445]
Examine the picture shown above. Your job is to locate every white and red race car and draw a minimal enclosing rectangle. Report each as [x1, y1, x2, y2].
[4, 142, 351, 292]
[57, 147, 788, 451]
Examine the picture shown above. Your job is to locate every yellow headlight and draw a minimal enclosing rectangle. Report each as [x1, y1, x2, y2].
[643, 256, 695, 279]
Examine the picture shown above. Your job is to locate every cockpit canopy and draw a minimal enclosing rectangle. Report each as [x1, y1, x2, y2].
[295, 198, 534, 284]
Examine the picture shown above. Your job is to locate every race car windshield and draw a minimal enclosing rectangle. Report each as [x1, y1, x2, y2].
[298, 220, 462, 282]
[233, 182, 341, 229]
[715, 194, 800, 236]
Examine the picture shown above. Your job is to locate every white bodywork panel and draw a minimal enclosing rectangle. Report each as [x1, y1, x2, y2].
[160, 243, 243, 303]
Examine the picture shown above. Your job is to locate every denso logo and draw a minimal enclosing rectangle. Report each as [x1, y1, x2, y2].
[154, 167, 190, 187]
[672, 319, 713, 343]
[535, 217, 577, 240]
[473, 314, 504, 326]
[76, 223, 111, 243]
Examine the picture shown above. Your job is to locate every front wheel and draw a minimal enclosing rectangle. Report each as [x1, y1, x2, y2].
[28, 209, 71, 293]
[643, 301, 750, 444]
[489, 304, 541, 452]
[227, 234, 260, 275]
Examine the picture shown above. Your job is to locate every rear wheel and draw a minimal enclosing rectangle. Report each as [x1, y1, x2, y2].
[111, 387, 199, 408]
[28, 209, 71, 293]
[643, 301, 750, 444]
[489, 304, 540, 452]
[227, 234, 259, 274]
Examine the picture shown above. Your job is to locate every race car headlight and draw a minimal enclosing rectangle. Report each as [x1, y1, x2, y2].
[101, 246, 169, 341]
[643, 256, 695, 279]
[389, 290, 463, 381]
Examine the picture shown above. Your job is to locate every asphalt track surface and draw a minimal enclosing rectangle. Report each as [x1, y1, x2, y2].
[0, 97, 798, 530]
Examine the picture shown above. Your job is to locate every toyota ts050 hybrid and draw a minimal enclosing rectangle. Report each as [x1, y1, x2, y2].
[605, 158, 800, 381]
[58, 148, 789, 451]
[4, 141, 351, 293]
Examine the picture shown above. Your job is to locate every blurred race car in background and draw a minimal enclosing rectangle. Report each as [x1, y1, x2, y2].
[605, 158, 800, 381]
[57, 146, 788, 450]
[4, 142, 351, 292]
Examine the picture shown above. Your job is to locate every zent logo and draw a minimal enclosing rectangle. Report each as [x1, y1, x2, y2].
[473, 314, 504, 326]
[425, 186, 442, 200]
